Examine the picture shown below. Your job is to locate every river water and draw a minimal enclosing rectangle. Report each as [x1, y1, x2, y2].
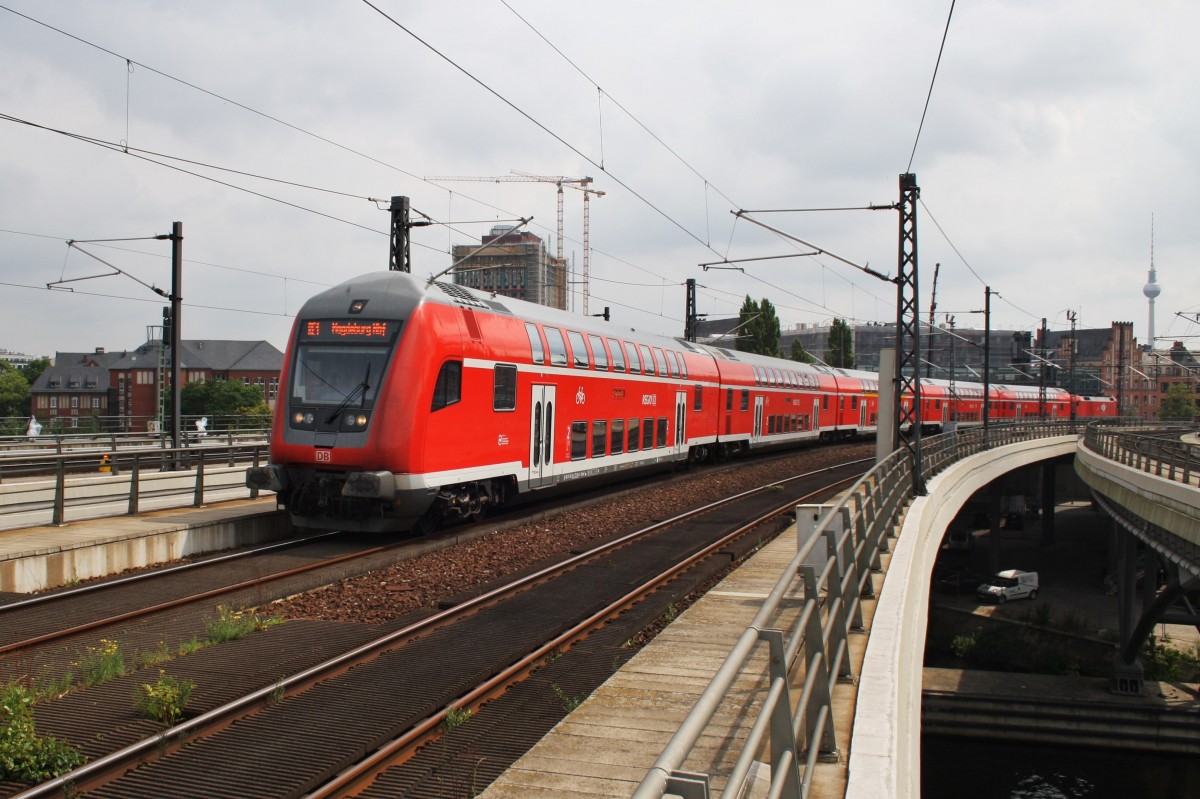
[922, 734, 1200, 797]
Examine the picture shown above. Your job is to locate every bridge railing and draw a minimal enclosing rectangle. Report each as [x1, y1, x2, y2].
[1083, 422, 1200, 487]
[0, 442, 271, 528]
[631, 419, 1088, 799]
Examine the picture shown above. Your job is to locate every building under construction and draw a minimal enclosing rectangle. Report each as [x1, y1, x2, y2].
[451, 225, 568, 310]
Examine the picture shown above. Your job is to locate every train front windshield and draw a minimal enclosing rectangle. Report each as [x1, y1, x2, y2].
[292, 344, 390, 405]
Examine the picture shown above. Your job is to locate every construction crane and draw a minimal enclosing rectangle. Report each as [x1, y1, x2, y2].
[424, 172, 605, 314]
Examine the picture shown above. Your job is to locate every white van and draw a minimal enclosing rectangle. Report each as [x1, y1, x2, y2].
[975, 570, 1038, 603]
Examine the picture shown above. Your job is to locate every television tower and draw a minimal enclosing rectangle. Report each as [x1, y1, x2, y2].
[1142, 214, 1161, 348]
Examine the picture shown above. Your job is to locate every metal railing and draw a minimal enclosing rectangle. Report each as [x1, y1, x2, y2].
[0, 442, 270, 528]
[1083, 423, 1200, 487]
[631, 419, 1090, 799]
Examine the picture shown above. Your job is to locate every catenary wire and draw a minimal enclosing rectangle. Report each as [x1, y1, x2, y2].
[906, 0, 956, 172]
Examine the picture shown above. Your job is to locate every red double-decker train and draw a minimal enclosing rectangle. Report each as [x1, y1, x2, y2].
[247, 271, 1115, 533]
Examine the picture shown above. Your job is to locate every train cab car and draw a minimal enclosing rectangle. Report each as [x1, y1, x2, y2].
[248, 271, 723, 533]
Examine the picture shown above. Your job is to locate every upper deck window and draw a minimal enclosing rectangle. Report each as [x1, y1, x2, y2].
[544, 327, 569, 366]
[607, 338, 626, 372]
[525, 323, 545, 365]
[652, 348, 668, 377]
[640, 345, 656, 375]
[625, 342, 642, 374]
[567, 331, 590, 368]
[588, 334, 609, 370]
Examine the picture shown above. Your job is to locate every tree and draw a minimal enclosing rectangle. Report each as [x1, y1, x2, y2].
[0, 362, 30, 418]
[790, 338, 815, 364]
[19, 357, 50, 387]
[1158, 382, 1197, 421]
[181, 379, 267, 420]
[827, 318, 855, 368]
[755, 298, 782, 357]
[734, 296, 782, 357]
[735, 296, 759, 354]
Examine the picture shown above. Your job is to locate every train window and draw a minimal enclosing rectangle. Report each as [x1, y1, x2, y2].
[431, 360, 462, 411]
[628, 418, 640, 452]
[693, 384, 703, 412]
[678, 354, 688, 379]
[850, 396, 858, 410]
[822, 395, 829, 410]
[656, 417, 668, 448]
[567, 331, 590, 368]
[642, 417, 655, 450]
[625, 342, 642, 374]
[768, 416, 775, 435]
[588, 334, 608, 370]
[493, 364, 517, 411]
[641, 345, 656, 375]
[592, 420, 607, 457]
[606, 338, 626, 371]
[741, 389, 749, 412]
[726, 388, 733, 412]
[544, 328, 569, 367]
[611, 418, 625, 454]
[653, 348, 668, 377]
[532, 403, 542, 467]
[525, 323, 545, 365]
[570, 421, 588, 460]
[753, 367, 762, 387]
[772, 369, 782, 387]
[666, 351, 680, 378]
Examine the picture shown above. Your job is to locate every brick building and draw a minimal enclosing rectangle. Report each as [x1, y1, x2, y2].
[31, 340, 283, 432]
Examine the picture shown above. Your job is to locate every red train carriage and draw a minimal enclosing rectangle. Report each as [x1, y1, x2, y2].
[702, 348, 837, 449]
[1073, 395, 1117, 418]
[248, 270, 1117, 534]
[249, 272, 723, 533]
[825, 367, 880, 439]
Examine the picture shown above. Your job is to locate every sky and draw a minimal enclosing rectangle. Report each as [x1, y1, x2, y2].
[2, 0, 1198, 361]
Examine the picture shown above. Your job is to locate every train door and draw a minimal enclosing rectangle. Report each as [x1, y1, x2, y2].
[812, 399, 821, 434]
[752, 396, 764, 443]
[528, 384, 556, 488]
[673, 390, 687, 457]
[860, 399, 869, 429]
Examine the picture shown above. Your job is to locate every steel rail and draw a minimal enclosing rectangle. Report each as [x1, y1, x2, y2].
[13, 458, 870, 799]
[301, 470, 864, 799]
[0, 532, 397, 656]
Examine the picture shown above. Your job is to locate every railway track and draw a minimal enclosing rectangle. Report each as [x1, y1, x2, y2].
[2, 448, 870, 798]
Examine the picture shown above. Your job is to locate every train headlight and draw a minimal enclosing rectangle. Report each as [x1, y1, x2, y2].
[341, 413, 370, 430]
[290, 410, 316, 429]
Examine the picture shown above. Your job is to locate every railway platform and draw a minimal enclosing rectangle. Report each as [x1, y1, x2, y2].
[0, 498, 287, 594]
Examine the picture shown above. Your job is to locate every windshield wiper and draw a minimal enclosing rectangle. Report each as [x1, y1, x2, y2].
[325, 363, 372, 424]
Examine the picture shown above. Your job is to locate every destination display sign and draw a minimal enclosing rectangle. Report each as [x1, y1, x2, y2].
[301, 320, 397, 342]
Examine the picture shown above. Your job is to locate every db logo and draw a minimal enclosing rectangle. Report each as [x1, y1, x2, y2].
[575, 386, 586, 405]
[315, 449, 332, 463]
